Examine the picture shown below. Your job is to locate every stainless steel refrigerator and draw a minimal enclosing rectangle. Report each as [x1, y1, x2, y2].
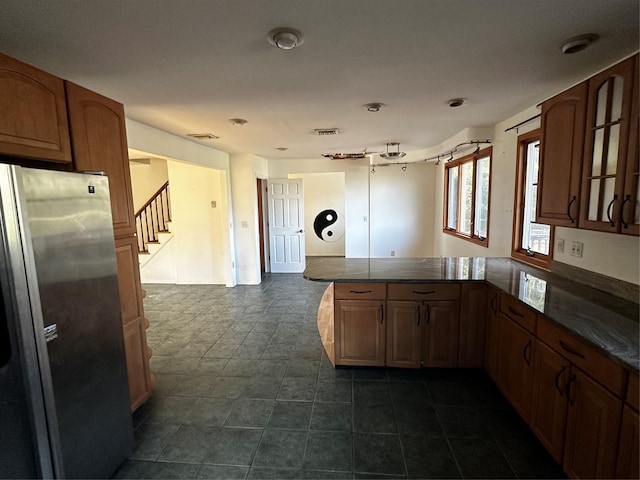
[0, 165, 134, 478]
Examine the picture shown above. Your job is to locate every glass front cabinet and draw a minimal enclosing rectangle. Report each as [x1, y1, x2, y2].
[579, 55, 639, 235]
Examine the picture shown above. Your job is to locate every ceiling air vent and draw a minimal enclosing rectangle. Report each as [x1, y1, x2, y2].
[322, 152, 366, 160]
[187, 133, 219, 140]
[314, 128, 340, 136]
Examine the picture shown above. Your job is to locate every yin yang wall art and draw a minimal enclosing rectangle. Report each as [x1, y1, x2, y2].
[313, 209, 345, 242]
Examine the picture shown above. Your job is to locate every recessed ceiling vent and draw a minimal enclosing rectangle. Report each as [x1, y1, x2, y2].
[187, 133, 219, 140]
[314, 128, 340, 136]
[322, 152, 366, 160]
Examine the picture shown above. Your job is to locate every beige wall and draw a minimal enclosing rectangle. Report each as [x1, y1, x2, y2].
[129, 157, 168, 211]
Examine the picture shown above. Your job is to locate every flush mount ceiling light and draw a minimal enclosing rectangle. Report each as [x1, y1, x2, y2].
[229, 118, 248, 127]
[447, 98, 467, 108]
[379, 142, 406, 159]
[561, 34, 599, 54]
[267, 27, 304, 50]
[363, 102, 384, 112]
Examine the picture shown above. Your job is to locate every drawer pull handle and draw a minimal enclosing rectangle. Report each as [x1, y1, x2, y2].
[559, 341, 586, 359]
[508, 306, 524, 317]
[350, 290, 372, 294]
[566, 374, 577, 405]
[555, 366, 566, 395]
[491, 293, 498, 314]
[412, 290, 435, 295]
[523, 340, 532, 366]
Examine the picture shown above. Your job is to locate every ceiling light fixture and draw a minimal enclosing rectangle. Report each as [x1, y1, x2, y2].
[379, 142, 406, 159]
[561, 34, 598, 54]
[363, 103, 384, 112]
[267, 27, 304, 50]
[275, 147, 289, 151]
[447, 98, 466, 108]
[229, 118, 248, 127]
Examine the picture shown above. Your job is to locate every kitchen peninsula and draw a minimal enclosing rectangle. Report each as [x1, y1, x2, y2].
[305, 256, 639, 479]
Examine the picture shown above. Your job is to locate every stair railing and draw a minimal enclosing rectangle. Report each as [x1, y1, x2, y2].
[135, 181, 171, 253]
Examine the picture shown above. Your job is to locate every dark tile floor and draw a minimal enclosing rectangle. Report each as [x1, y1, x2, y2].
[114, 274, 565, 479]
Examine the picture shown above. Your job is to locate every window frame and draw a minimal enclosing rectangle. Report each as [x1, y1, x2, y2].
[511, 129, 554, 269]
[443, 146, 492, 247]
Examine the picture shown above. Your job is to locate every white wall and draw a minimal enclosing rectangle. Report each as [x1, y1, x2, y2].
[129, 157, 168, 211]
[289, 172, 346, 256]
[167, 160, 229, 284]
[432, 109, 640, 285]
[230, 153, 269, 284]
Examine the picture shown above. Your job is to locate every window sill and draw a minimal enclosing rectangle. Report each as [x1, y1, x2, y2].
[511, 250, 552, 270]
[443, 228, 489, 247]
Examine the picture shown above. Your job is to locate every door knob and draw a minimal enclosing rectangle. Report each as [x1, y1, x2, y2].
[297, 229, 304, 233]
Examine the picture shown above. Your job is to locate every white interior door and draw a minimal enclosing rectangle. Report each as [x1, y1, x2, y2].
[268, 178, 305, 273]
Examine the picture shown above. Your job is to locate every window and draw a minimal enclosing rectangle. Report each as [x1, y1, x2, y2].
[512, 129, 553, 268]
[443, 147, 492, 246]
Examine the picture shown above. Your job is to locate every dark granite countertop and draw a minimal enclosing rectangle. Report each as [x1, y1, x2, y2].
[304, 257, 640, 371]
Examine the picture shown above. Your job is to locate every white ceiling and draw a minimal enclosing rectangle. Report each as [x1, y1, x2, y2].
[0, 0, 638, 161]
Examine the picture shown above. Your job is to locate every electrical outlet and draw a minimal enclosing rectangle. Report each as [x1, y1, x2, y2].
[241, 220, 248, 228]
[557, 239, 564, 253]
[570, 241, 583, 258]
[390, 250, 396, 257]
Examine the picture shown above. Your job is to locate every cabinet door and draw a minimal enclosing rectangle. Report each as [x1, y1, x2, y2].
[484, 288, 499, 381]
[580, 55, 635, 233]
[421, 301, 459, 368]
[66, 81, 136, 237]
[386, 301, 421, 369]
[335, 300, 385, 366]
[621, 55, 639, 236]
[122, 317, 152, 411]
[458, 283, 487, 368]
[0, 52, 71, 162]
[530, 341, 570, 462]
[115, 235, 151, 410]
[537, 82, 587, 226]
[616, 405, 639, 479]
[563, 369, 622, 479]
[496, 313, 534, 422]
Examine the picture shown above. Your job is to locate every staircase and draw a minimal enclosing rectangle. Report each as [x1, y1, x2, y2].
[135, 181, 172, 267]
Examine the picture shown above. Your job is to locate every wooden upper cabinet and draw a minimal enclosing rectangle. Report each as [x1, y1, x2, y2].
[579, 55, 637, 234]
[620, 55, 639, 236]
[537, 81, 587, 227]
[65, 81, 136, 237]
[0, 52, 71, 163]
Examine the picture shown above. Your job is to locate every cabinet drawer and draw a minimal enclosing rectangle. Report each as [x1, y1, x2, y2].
[388, 283, 460, 301]
[537, 316, 625, 397]
[499, 294, 536, 332]
[627, 371, 639, 411]
[334, 283, 386, 300]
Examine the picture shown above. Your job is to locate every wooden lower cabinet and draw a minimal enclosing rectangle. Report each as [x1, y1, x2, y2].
[421, 301, 459, 368]
[335, 299, 385, 366]
[496, 313, 534, 422]
[122, 317, 152, 411]
[458, 283, 487, 367]
[484, 287, 500, 381]
[563, 369, 622, 479]
[115, 235, 152, 410]
[386, 301, 422, 368]
[530, 341, 571, 462]
[616, 406, 640, 479]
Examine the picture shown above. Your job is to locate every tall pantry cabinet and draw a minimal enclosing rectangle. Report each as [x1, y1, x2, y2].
[0, 52, 153, 411]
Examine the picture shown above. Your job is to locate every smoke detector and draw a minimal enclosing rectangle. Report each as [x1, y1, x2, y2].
[379, 142, 406, 159]
[268, 28, 304, 50]
[314, 128, 340, 136]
